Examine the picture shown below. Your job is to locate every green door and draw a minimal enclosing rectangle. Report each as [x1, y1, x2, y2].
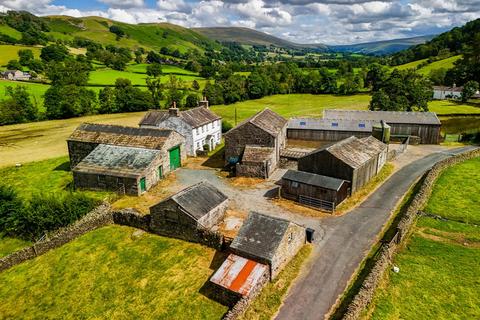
[169, 146, 181, 170]
[139, 177, 146, 192]
[158, 165, 163, 179]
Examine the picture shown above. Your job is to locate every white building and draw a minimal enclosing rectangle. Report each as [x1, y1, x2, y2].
[139, 99, 222, 156]
[433, 85, 463, 100]
[2, 70, 31, 81]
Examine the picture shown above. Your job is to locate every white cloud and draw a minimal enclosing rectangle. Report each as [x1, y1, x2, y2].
[98, 0, 144, 8]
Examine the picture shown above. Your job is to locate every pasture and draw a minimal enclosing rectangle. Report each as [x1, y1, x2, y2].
[0, 225, 229, 319]
[369, 157, 480, 320]
[0, 45, 42, 67]
[0, 235, 31, 258]
[429, 100, 480, 115]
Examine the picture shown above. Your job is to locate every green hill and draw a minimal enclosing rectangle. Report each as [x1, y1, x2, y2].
[393, 55, 462, 75]
[330, 35, 435, 55]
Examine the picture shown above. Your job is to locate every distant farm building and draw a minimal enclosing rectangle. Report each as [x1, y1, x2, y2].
[322, 110, 441, 144]
[139, 101, 222, 156]
[2, 70, 31, 81]
[72, 144, 165, 195]
[298, 136, 387, 194]
[229, 212, 305, 279]
[150, 181, 228, 244]
[225, 109, 287, 178]
[280, 170, 350, 212]
[288, 118, 376, 141]
[432, 85, 463, 100]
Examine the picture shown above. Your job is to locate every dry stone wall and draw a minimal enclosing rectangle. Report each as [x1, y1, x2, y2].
[342, 148, 480, 320]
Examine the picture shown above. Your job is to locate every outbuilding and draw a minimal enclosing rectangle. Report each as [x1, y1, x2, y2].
[280, 170, 349, 212]
[235, 145, 276, 178]
[224, 108, 287, 177]
[230, 212, 305, 279]
[298, 136, 387, 194]
[149, 181, 229, 244]
[67, 123, 186, 169]
[72, 144, 164, 195]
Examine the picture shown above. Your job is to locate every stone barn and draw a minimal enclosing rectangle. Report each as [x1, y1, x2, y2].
[229, 212, 305, 279]
[280, 170, 350, 212]
[224, 109, 287, 178]
[298, 136, 387, 194]
[235, 145, 276, 179]
[67, 123, 186, 170]
[360, 136, 388, 174]
[323, 109, 441, 144]
[72, 144, 164, 195]
[149, 181, 228, 244]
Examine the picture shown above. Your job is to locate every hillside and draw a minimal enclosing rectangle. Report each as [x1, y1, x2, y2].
[330, 35, 435, 55]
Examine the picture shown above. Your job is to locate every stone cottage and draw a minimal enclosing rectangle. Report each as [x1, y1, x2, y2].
[149, 181, 228, 244]
[67, 123, 186, 170]
[72, 144, 165, 195]
[139, 101, 222, 156]
[229, 212, 305, 279]
[224, 109, 288, 178]
[2, 70, 31, 81]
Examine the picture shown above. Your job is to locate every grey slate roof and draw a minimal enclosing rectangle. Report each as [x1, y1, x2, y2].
[323, 109, 441, 125]
[242, 145, 275, 162]
[282, 170, 346, 191]
[229, 108, 287, 137]
[170, 181, 228, 221]
[288, 118, 376, 132]
[230, 212, 293, 262]
[72, 144, 161, 178]
[139, 107, 221, 128]
[68, 123, 178, 150]
[360, 136, 388, 156]
[433, 85, 463, 93]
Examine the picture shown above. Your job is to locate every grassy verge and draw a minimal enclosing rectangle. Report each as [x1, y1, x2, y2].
[0, 234, 31, 258]
[336, 163, 395, 214]
[429, 100, 480, 115]
[0, 225, 229, 319]
[239, 245, 312, 320]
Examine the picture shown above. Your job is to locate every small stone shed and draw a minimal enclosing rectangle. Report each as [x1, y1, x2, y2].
[280, 169, 350, 211]
[72, 144, 164, 195]
[235, 145, 276, 179]
[298, 136, 387, 194]
[230, 212, 305, 279]
[224, 109, 287, 173]
[150, 181, 229, 244]
[67, 123, 186, 169]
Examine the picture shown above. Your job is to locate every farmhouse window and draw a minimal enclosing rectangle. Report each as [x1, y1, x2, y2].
[288, 233, 293, 243]
[300, 121, 306, 126]
[292, 181, 299, 188]
[358, 123, 366, 128]
[331, 122, 339, 127]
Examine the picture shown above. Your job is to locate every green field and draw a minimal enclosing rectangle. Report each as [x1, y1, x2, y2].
[417, 55, 462, 76]
[125, 63, 198, 76]
[0, 225, 229, 319]
[0, 45, 42, 67]
[0, 80, 49, 105]
[370, 157, 480, 319]
[0, 234, 31, 258]
[211, 93, 371, 124]
[0, 25, 22, 40]
[429, 100, 480, 114]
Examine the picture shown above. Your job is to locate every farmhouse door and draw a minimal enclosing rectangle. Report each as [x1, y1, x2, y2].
[169, 146, 181, 170]
[139, 177, 146, 193]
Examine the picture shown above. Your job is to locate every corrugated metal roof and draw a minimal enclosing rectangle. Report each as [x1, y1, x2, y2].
[167, 181, 228, 221]
[139, 107, 221, 128]
[228, 108, 287, 137]
[68, 123, 178, 150]
[288, 118, 376, 132]
[242, 145, 275, 162]
[282, 170, 346, 191]
[210, 254, 268, 297]
[230, 212, 293, 262]
[72, 144, 161, 177]
[323, 109, 441, 125]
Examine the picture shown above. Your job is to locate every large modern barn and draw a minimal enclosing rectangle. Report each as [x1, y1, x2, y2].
[224, 109, 287, 178]
[298, 136, 387, 194]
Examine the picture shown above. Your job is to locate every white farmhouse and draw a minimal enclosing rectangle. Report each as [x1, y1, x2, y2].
[2, 70, 31, 81]
[139, 100, 222, 156]
[433, 85, 463, 100]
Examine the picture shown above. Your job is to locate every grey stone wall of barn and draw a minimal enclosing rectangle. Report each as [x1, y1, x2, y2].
[67, 141, 98, 168]
[270, 223, 306, 279]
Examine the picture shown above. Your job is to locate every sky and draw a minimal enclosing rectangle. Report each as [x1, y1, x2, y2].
[0, 0, 479, 44]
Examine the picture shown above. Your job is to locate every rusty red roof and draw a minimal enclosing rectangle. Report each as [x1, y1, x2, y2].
[210, 254, 268, 297]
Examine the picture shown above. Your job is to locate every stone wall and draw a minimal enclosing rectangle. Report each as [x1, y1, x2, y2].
[0, 203, 112, 272]
[236, 162, 267, 178]
[342, 148, 480, 320]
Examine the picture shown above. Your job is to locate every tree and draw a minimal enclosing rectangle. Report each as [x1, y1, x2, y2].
[203, 81, 224, 105]
[6, 60, 22, 70]
[461, 81, 479, 102]
[429, 68, 447, 85]
[191, 80, 200, 91]
[28, 59, 44, 73]
[40, 44, 69, 62]
[146, 63, 163, 78]
[164, 75, 185, 108]
[185, 94, 199, 108]
[98, 87, 117, 114]
[146, 77, 163, 109]
[366, 64, 387, 91]
[18, 49, 34, 66]
[109, 25, 125, 40]
[146, 51, 162, 64]
[44, 85, 97, 119]
[199, 65, 216, 79]
[0, 86, 37, 125]
[114, 78, 154, 112]
[46, 59, 91, 86]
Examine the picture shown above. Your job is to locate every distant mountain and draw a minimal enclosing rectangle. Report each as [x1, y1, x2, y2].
[328, 35, 436, 55]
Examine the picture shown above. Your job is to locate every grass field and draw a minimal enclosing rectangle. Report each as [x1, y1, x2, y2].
[429, 100, 480, 114]
[0, 234, 31, 258]
[0, 225, 229, 319]
[125, 64, 199, 76]
[0, 80, 49, 105]
[0, 45, 42, 67]
[417, 55, 462, 76]
[369, 157, 480, 320]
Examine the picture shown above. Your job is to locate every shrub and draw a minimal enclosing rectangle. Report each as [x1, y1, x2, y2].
[0, 185, 25, 236]
[222, 120, 233, 133]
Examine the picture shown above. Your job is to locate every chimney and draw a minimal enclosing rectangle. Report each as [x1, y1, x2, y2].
[169, 101, 179, 116]
[199, 96, 209, 109]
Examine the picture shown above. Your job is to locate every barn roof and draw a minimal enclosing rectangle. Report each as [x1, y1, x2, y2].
[72, 144, 161, 178]
[305, 136, 374, 169]
[433, 85, 463, 93]
[167, 181, 228, 222]
[323, 109, 441, 125]
[228, 108, 287, 137]
[230, 212, 297, 262]
[210, 254, 268, 297]
[360, 136, 388, 156]
[288, 118, 376, 132]
[68, 123, 179, 150]
[242, 145, 275, 162]
[282, 170, 346, 191]
[139, 107, 221, 128]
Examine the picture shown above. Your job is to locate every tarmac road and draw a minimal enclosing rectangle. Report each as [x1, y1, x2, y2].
[275, 146, 477, 320]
